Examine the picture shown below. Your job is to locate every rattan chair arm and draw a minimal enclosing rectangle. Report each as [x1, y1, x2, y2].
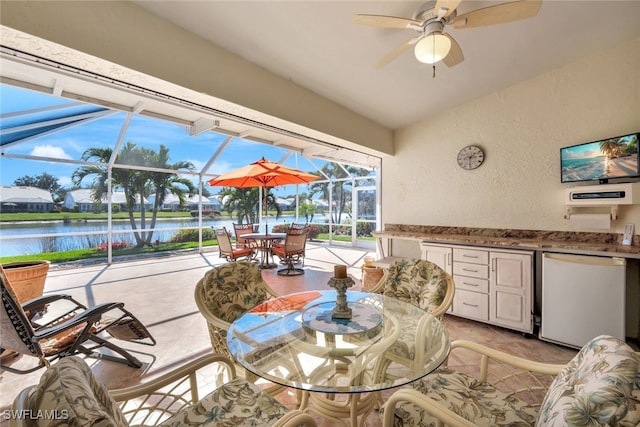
[429, 273, 455, 319]
[450, 340, 565, 377]
[110, 353, 237, 401]
[383, 388, 475, 427]
[272, 410, 318, 427]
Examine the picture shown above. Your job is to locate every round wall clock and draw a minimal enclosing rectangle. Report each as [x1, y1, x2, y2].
[457, 145, 485, 170]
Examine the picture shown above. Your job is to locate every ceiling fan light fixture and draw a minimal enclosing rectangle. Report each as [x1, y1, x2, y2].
[414, 33, 451, 64]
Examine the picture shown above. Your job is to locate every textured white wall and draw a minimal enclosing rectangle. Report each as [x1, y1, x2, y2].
[385, 37, 640, 235]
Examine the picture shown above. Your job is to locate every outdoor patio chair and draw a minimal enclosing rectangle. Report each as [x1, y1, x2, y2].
[194, 261, 293, 397]
[214, 226, 254, 262]
[380, 334, 640, 426]
[194, 262, 280, 360]
[0, 265, 156, 374]
[232, 222, 258, 251]
[373, 259, 455, 377]
[272, 226, 309, 276]
[12, 354, 317, 427]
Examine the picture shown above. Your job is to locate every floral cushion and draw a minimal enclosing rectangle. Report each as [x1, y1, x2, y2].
[31, 356, 128, 427]
[382, 259, 448, 360]
[536, 335, 639, 427]
[383, 259, 447, 315]
[158, 377, 291, 427]
[383, 335, 640, 427]
[199, 262, 269, 323]
[381, 366, 540, 426]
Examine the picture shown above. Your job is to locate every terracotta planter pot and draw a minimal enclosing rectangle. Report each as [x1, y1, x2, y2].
[361, 265, 384, 292]
[2, 260, 50, 303]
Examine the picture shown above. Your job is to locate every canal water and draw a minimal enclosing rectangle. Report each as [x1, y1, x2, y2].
[0, 216, 299, 257]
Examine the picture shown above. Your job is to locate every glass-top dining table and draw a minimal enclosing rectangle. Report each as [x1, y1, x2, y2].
[227, 290, 450, 426]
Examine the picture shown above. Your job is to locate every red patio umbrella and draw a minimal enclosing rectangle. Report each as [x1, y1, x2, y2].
[208, 157, 319, 232]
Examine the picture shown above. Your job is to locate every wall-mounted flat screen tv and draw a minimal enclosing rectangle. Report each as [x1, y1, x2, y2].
[560, 132, 639, 183]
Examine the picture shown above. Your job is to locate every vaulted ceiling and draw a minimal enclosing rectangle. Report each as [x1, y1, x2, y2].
[135, 0, 640, 130]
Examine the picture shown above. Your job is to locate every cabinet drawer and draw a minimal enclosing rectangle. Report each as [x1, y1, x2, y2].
[453, 289, 488, 321]
[453, 274, 489, 293]
[453, 262, 489, 279]
[453, 248, 489, 264]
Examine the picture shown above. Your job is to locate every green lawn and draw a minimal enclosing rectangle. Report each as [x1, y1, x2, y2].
[0, 240, 219, 264]
[0, 235, 372, 264]
[0, 211, 196, 222]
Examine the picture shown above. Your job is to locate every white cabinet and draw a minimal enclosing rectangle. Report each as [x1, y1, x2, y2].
[489, 251, 533, 333]
[452, 247, 490, 322]
[420, 242, 533, 333]
[420, 243, 452, 274]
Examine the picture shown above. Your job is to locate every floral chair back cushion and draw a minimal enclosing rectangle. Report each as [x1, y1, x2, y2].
[536, 334, 640, 427]
[33, 356, 128, 427]
[199, 262, 269, 323]
[383, 259, 447, 315]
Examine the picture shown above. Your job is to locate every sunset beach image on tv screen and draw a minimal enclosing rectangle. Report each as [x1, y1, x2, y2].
[561, 133, 639, 183]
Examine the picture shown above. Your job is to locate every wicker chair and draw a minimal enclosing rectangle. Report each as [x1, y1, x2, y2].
[272, 227, 309, 276]
[373, 259, 454, 377]
[214, 227, 254, 262]
[381, 335, 640, 426]
[0, 265, 155, 374]
[194, 262, 291, 396]
[194, 262, 279, 359]
[12, 355, 317, 427]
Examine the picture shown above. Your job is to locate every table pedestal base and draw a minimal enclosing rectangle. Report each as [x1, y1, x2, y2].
[300, 389, 378, 427]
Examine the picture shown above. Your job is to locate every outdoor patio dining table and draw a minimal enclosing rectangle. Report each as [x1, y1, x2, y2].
[241, 232, 286, 269]
[227, 290, 450, 426]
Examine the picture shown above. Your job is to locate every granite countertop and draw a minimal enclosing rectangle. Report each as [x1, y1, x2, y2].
[373, 225, 640, 259]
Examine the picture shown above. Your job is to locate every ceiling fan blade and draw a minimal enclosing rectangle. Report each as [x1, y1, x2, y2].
[375, 36, 420, 69]
[452, 0, 542, 29]
[434, 0, 463, 18]
[353, 14, 420, 29]
[441, 34, 464, 67]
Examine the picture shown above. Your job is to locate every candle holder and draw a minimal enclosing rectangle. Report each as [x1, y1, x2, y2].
[328, 276, 355, 319]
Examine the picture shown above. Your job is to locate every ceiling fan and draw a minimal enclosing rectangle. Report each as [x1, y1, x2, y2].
[354, 0, 542, 72]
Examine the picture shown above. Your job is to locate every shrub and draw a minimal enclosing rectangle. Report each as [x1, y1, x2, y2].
[170, 228, 216, 243]
[272, 224, 289, 233]
[307, 224, 320, 239]
[96, 241, 129, 251]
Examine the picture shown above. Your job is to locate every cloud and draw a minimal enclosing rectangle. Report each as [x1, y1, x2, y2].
[30, 145, 73, 160]
[58, 175, 73, 187]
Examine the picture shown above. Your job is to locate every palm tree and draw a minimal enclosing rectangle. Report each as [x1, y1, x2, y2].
[72, 142, 195, 248]
[142, 145, 196, 246]
[600, 138, 623, 159]
[308, 163, 370, 224]
[218, 187, 281, 224]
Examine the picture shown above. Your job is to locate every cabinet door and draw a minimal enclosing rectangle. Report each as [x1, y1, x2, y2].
[489, 251, 533, 333]
[420, 244, 452, 274]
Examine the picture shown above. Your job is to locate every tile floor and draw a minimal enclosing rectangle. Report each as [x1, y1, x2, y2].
[0, 243, 580, 426]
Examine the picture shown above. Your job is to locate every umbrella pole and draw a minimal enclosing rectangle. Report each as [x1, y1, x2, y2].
[263, 186, 268, 235]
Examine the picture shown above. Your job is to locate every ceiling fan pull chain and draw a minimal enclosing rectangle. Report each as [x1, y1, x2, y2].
[432, 35, 436, 78]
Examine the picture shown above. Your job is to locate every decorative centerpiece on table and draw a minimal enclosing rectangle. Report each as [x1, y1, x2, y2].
[327, 265, 355, 319]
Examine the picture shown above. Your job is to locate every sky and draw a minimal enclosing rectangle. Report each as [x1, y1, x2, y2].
[0, 84, 347, 198]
